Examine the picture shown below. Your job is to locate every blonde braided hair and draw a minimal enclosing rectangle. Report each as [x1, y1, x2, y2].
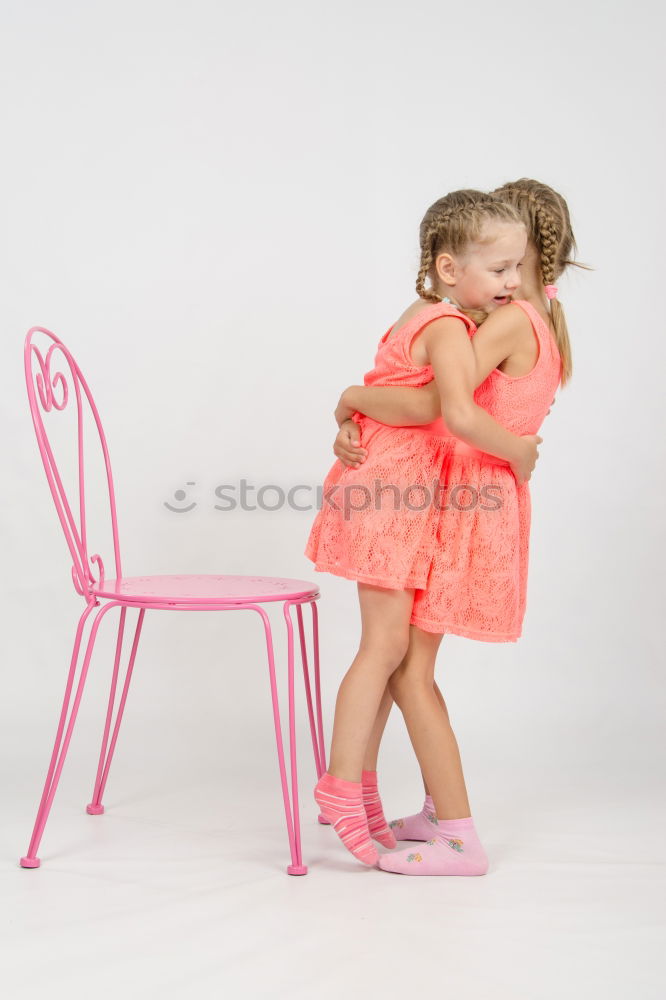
[416, 190, 524, 325]
[492, 178, 585, 386]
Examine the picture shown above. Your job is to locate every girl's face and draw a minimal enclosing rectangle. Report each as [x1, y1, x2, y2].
[436, 222, 527, 312]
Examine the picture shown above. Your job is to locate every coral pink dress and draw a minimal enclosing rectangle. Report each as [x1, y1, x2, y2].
[305, 302, 471, 589]
[411, 300, 561, 641]
[305, 299, 561, 642]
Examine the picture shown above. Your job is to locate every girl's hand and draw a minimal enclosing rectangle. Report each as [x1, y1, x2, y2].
[510, 434, 543, 485]
[334, 388, 357, 428]
[334, 419, 368, 468]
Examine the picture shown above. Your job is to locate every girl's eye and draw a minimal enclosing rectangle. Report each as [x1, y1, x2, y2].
[493, 268, 505, 274]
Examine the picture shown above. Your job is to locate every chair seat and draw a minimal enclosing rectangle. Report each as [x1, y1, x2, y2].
[92, 573, 319, 606]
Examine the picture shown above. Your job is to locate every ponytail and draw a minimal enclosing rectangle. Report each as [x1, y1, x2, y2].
[548, 297, 572, 386]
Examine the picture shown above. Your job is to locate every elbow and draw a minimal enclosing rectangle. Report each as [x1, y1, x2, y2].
[443, 403, 475, 437]
[412, 403, 440, 425]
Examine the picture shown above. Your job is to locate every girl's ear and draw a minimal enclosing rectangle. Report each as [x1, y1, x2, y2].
[434, 252, 457, 287]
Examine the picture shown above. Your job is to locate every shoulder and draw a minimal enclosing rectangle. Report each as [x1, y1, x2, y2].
[420, 315, 475, 368]
[391, 298, 439, 330]
[475, 302, 532, 349]
[421, 313, 470, 343]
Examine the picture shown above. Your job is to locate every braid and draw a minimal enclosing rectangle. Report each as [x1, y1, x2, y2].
[534, 203, 560, 285]
[415, 222, 443, 303]
[491, 178, 586, 387]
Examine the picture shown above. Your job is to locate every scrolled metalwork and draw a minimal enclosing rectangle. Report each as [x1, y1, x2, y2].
[89, 553, 105, 587]
[31, 342, 72, 413]
[25, 327, 123, 600]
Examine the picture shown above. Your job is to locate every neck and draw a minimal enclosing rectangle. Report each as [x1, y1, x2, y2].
[516, 264, 550, 311]
[431, 286, 462, 309]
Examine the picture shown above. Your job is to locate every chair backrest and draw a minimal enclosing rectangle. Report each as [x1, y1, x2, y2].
[24, 327, 122, 600]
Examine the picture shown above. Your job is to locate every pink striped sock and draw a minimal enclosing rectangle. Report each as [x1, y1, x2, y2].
[314, 773, 379, 866]
[361, 770, 397, 848]
[388, 795, 439, 841]
[378, 816, 488, 876]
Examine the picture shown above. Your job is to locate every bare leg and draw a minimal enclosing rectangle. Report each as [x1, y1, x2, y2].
[363, 646, 450, 793]
[389, 627, 471, 820]
[422, 681, 450, 795]
[362, 683, 398, 772]
[327, 583, 414, 782]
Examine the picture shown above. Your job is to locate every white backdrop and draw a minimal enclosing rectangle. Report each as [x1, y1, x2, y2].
[1, 1, 664, 997]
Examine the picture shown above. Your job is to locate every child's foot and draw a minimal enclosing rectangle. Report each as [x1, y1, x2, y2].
[361, 770, 397, 848]
[388, 795, 439, 841]
[378, 817, 488, 875]
[314, 772, 378, 866]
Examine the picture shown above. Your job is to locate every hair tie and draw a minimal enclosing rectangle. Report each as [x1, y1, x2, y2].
[544, 284, 558, 300]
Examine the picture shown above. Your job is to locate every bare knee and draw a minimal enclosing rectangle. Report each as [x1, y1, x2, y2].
[388, 663, 412, 705]
[389, 659, 436, 706]
[359, 628, 410, 674]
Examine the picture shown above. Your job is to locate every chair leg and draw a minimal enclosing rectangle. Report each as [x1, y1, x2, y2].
[250, 603, 307, 875]
[309, 600, 326, 777]
[282, 601, 306, 874]
[296, 601, 330, 829]
[19, 600, 120, 869]
[86, 606, 146, 815]
[310, 600, 330, 825]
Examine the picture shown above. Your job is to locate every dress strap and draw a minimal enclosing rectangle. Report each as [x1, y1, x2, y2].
[510, 300, 551, 351]
[380, 301, 476, 348]
[510, 298, 564, 382]
[402, 302, 476, 367]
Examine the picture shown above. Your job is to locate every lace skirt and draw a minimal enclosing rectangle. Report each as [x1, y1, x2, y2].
[305, 419, 531, 642]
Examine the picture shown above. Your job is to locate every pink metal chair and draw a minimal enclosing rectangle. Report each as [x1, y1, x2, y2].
[19, 327, 327, 875]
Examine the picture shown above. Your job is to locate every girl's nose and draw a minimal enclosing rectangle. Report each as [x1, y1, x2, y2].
[505, 269, 521, 290]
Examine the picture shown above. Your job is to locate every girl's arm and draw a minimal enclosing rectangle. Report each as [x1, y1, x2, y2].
[468, 302, 534, 386]
[334, 382, 440, 427]
[334, 302, 534, 430]
[422, 316, 539, 475]
[333, 315, 541, 479]
[332, 383, 440, 469]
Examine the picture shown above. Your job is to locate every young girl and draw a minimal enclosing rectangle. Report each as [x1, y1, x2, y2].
[330, 178, 576, 875]
[305, 189, 544, 867]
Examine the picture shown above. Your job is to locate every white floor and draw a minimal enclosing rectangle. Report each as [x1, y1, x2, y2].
[3, 743, 664, 1000]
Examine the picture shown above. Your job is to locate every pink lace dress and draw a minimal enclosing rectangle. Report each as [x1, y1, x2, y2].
[305, 302, 472, 590]
[304, 299, 562, 642]
[410, 300, 562, 641]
